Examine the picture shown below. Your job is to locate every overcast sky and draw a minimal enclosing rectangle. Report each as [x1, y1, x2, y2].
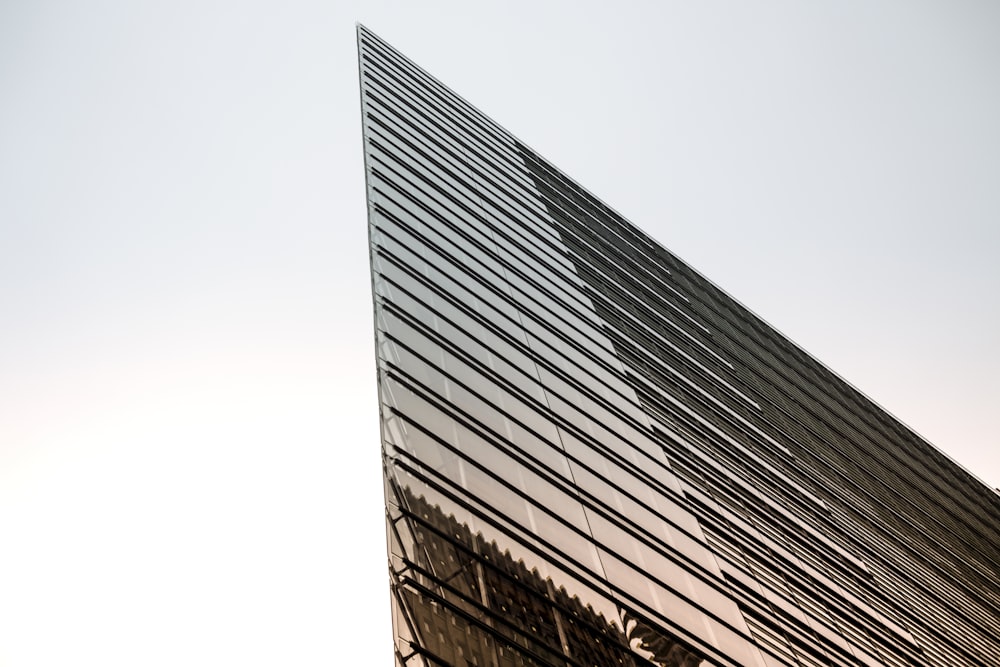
[1, 2, 997, 665]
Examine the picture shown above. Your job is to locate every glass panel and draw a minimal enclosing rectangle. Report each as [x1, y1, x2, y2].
[569, 461, 720, 577]
[601, 548, 767, 667]
[558, 426, 687, 509]
[386, 424, 606, 584]
[384, 467, 639, 666]
[588, 511, 744, 632]
[380, 302, 545, 406]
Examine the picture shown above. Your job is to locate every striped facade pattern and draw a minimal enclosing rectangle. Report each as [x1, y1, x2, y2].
[359, 26, 1000, 667]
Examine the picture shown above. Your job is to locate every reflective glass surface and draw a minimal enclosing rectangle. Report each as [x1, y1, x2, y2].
[361, 25, 1000, 667]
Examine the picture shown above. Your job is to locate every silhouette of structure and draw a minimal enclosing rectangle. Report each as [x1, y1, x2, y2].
[359, 25, 1000, 667]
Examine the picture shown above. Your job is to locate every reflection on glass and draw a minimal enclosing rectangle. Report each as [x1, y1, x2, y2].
[387, 481, 711, 667]
[625, 610, 704, 667]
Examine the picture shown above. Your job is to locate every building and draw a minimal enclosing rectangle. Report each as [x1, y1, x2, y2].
[358, 25, 1000, 667]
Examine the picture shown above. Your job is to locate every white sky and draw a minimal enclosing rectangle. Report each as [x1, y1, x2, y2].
[1, 2, 997, 665]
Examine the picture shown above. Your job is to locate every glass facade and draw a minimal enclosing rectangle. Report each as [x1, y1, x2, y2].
[359, 25, 1000, 667]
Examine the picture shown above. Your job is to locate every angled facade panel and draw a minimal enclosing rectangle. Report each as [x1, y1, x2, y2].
[359, 25, 1000, 667]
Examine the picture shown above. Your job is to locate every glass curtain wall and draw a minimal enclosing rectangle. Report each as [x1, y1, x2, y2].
[359, 25, 1000, 667]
